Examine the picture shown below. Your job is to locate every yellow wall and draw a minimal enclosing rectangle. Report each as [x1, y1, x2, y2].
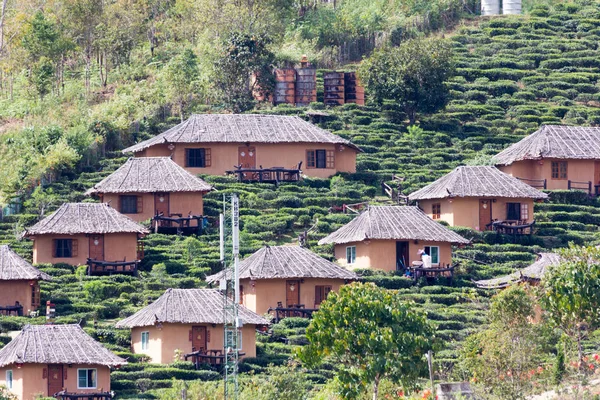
[499, 158, 599, 191]
[333, 239, 454, 272]
[100, 192, 205, 223]
[240, 278, 347, 315]
[130, 323, 257, 364]
[418, 197, 536, 231]
[31, 233, 140, 265]
[0, 280, 38, 314]
[138, 142, 358, 178]
[0, 363, 111, 400]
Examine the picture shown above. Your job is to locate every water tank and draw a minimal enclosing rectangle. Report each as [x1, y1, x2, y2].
[273, 68, 296, 105]
[295, 67, 317, 106]
[481, 0, 500, 15]
[323, 71, 345, 106]
[503, 0, 522, 14]
[344, 72, 365, 106]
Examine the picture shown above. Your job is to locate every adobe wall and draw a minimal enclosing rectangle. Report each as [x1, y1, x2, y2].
[499, 159, 598, 191]
[0, 280, 36, 313]
[100, 192, 205, 223]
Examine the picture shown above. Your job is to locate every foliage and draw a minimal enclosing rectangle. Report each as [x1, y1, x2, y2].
[299, 282, 435, 399]
[162, 48, 201, 122]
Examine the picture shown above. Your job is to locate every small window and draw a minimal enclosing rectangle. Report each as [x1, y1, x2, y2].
[141, 331, 149, 351]
[307, 149, 333, 169]
[346, 246, 356, 264]
[186, 148, 210, 168]
[520, 203, 529, 221]
[424, 246, 440, 264]
[120, 195, 138, 214]
[315, 285, 332, 306]
[225, 330, 242, 350]
[551, 161, 568, 179]
[54, 239, 73, 258]
[31, 283, 41, 309]
[507, 202, 521, 220]
[432, 203, 441, 220]
[78, 368, 97, 389]
[6, 370, 12, 390]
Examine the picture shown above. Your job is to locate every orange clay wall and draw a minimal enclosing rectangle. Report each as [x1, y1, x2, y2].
[137, 142, 357, 178]
[0, 363, 111, 400]
[0, 280, 36, 313]
[100, 192, 205, 223]
[499, 159, 599, 190]
[130, 323, 257, 364]
[333, 239, 454, 272]
[418, 197, 536, 231]
[240, 278, 347, 315]
[31, 233, 139, 265]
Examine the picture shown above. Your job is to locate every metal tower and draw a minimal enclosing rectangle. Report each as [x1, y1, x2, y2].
[220, 194, 240, 400]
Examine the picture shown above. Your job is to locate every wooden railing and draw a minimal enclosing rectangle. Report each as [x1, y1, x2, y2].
[516, 177, 547, 190]
[408, 265, 455, 283]
[226, 162, 302, 184]
[152, 214, 206, 235]
[568, 180, 593, 194]
[87, 259, 139, 276]
[486, 220, 536, 237]
[53, 391, 113, 400]
[381, 175, 408, 204]
[267, 306, 317, 323]
[0, 304, 23, 316]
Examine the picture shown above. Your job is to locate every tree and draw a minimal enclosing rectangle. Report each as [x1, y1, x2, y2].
[299, 282, 435, 400]
[163, 48, 200, 122]
[23, 186, 58, 219]
[358, 37, 454, 124]
[540, 245, 600, 368]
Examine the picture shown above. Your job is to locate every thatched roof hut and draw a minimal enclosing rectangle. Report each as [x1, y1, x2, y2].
[115, 288, 268, 328]
[318, 206, 470, 245]
[0, 324, 126, 367]
[86, 157, 213, 195]
[24, 203, 149, 236]
[206, 245, 358, 283]
[474, 253, 561, 289]
[408, 166, 548, 201]
[122, 114, 361, 153]
[0, 245, 51, 280]
[493, 125, 600, 166]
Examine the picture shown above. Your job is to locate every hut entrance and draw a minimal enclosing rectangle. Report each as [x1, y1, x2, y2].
[238, 146, 256, 169]
[191, 326, 207, 352]
[155, 193, 170, 217]
[47, 364, 64, 396]
[89, 235, 104, 261]
[286, 280, 300, 307]
[479, 200, 492, 231]
[396, 241, 409, 271]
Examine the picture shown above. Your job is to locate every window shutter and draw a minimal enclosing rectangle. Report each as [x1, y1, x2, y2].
[306, 150, 315, 168]
[137, 196, 143, 214]
[315, 286, 322, 305]
[189, 330, 192, 341]
[326, 150, 335, 169]
[205, 148, 212, 167]
[71, 239, 78, 258]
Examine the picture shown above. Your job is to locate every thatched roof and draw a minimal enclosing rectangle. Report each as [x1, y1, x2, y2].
[86, 157, 213, 195]
[408, 166, 548, 201]
[24, 203, 149, 236]
[474, 253, 561, 289]
[206, 245, 358, 283]
[115, 288, 268, 328]
[318, 206, 470, 245]
[122, 114, 360, 153]
[0, 245, 51, 281]
[0, 324, 127, 367]
[493, 125, 600, 166]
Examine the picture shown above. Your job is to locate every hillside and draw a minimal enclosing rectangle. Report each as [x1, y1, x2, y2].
[1, 0, 600, 398]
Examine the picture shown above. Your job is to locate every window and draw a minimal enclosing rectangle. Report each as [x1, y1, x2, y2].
[6, 370, 12, 390]
[120, 195, 139, 214]
[520, 203, 529, 221]
[78, 369, 97, 389]
[225, 330, 242, 350]
[185, 148, 211, 168]
[346, 246, 356, 264]
[424, 246, 440, 264]
[54, 239, 76, 258]
[506, 202, 521, 220]
[551, 161, 568, 179]
[31, 283, 40, 309]
[141, 331, 150, 351]
[307, 150, 335, 169]
[432, 203, 441, 220]
[315, 286, 332, 306]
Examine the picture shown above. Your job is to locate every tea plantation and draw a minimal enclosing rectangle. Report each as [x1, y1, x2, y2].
[2, 1, 600, 397]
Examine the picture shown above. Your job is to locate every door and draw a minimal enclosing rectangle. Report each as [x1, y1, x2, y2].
[47, 364, 64, 396]
[88, 234, 104, 261]
[238, 146, 256, 169]
[479, 199, 492, 231]
[154, 193, 170, 216]
[396, 241, 409, 271]
[191, 326, 207, 352]
[286, 280, 300, 307]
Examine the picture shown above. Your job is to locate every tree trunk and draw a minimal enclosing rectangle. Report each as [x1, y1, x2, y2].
[0, 0, 8, 56]
[372, 373, 380, 400]
[578, 328, 584, 371]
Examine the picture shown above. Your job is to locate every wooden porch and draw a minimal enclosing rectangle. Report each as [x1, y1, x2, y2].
[486, 220, 536, 237]
[87, 258, 139, 276]
[226, 162, 302, 184]
[53, 391, 113, 400]
[0, 304, 23, 316]
[183, 349, 246, 370]
[267, 303, 317, 323]
[517, 176, 600, 196]
[152, 214, 206, 235]
[408, 264, 455, 284]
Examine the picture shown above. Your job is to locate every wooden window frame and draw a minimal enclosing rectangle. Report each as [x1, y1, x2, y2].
[506, 202, 522, 221]
[54, 239, 75, 258]
[141, 331, 150, 351]
[31, 283, 41, 309]
[424, 246, 440, 264]
[551, 161, 568, 180]
[326, 150, 335, 169]
[307, 149, 333, 169]
[77, 368, 97, 389]
[432, 203, 441, 220]
[120, 195, 139, 214]
[6, 370, 12, 390]
[306, 150, 316, 168]
[315, 285, 332, 306]
[521, 203, 529, 221]
[185, 148, 211, 168]
[346, 246, 356, 264]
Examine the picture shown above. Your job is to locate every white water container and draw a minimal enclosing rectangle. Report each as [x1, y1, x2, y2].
[503, 0, 522, 14]
[481, 0, 500, 15]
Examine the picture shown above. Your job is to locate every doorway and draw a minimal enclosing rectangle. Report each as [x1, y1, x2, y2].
[286, 280, 300, 307]
[154, 193, 170, 217]
[191, 326, 207, 352]
[238, 146, 256, 169]
[88, 235, 104, 261]
[396, 241, 409, 271]
[47, 364, 64, 396]
[479, 199, 492, 231]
